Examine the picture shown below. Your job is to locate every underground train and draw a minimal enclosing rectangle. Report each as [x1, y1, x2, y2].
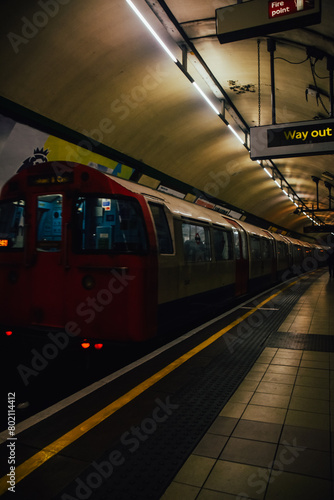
[0, 161, 327, 345]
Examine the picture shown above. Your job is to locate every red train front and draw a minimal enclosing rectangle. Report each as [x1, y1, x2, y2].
[0, 161, 158, 344]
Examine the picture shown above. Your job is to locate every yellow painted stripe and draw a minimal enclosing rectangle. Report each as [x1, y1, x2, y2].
[0, 279, 298, 495]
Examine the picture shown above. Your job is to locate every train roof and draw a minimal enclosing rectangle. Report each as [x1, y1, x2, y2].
[114, 176, 235, 230]
[113, 175, 318, 246]
[2, 162, 320, 247]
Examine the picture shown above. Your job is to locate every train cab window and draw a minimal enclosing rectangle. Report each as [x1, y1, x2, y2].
[149, 203, 173, 254]
[0, 199, 25, 250]
[213, 229, 233, 260]
[182, 222, 211, 262]
[37, 195, 63, 251]
[75, 196, 147, 254]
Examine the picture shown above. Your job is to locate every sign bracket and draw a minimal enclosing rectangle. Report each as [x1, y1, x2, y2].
[267, 39, 276, 125]
[328, 56, 334, 118]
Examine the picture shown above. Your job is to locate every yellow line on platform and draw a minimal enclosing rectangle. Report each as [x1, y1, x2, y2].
[0, 278, 299, 495]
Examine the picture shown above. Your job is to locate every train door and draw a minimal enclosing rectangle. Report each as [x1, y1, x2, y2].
[263, 231, 277, 282]
[180, 220, 212, 298]
[269, 237, 277, 282]
[28, 193, 68, 327]
[148, 202, 176, 304]
[0, 198, 28, 328]
[231, 224, 248, 296]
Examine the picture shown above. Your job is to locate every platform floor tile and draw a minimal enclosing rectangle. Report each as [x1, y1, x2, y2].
[162, 344, 333, 500]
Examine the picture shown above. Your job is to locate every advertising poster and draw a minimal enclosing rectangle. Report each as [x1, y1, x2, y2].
[0, 114, 133, 190]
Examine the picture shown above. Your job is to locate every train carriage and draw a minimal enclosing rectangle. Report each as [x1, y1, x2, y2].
[0, 161, 326, 345]
[0, 162, 158, 342]
[116, 177, 238, 314]
[227, 220, 275, 291]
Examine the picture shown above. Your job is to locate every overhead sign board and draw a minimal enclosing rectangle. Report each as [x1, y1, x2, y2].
[216, 0, 321, 44]
[250, 119, 334, 159]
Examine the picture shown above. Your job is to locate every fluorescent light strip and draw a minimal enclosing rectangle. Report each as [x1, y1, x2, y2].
[192, 82, 220, 115]
[126, 0, 254, 148]
[228, 124, 245, 145]
[126, 0, 177, 63]
[126, 1, 221, 117]
[125, 0, 334, 226]
[261, 165, 303, 211]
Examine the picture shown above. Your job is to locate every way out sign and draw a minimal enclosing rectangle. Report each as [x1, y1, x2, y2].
[250, 119, 334, 159]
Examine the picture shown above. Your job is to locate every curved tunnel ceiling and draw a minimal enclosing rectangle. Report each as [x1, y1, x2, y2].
[1, 0, 334, 238]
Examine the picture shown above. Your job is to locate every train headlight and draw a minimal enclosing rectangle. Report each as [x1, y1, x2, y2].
[82, 275, 95, 290]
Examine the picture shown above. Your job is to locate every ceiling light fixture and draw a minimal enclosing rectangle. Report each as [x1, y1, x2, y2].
[192, 82, 220, 115]
[126, 0, 177, 63]
[228, 124, 245, 145]
[126, 0, 323, 228]
[322, 171, 334, 181]
[126, 0, 245, 144]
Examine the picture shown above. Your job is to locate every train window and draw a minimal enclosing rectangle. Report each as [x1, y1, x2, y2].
[74, 196, 147, 254]
[250, 236, 261, 259]
[232, 228, 240, 259]
[149, 203, 173, 254]
[0, 199, 25, 250]
[239, 230, 248, 260]
[293, 245, 302, 260]
[37, 195, 63, 251]
[277, 241, 287, 256]
[182, 222, 211, 262]
[261, 238, 272, 259]
[213, 229, 233, 260]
